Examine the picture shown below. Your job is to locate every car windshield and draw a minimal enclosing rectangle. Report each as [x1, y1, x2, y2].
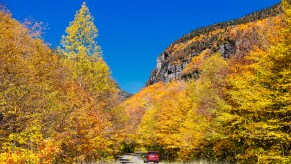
[148, 152, 158, 155]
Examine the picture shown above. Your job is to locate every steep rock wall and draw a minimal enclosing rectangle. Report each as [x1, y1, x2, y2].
[147, 4, 281, 85]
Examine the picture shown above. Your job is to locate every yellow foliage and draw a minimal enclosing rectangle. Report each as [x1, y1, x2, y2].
[182, 48, 211, 76]
[214, 3, 291, 162]
[60, 2, 101, 57]
[0, 3, 120, 162]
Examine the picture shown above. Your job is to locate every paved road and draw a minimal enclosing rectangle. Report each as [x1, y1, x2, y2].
[116, 154, 216, 164]
[117, 154, 145, 164]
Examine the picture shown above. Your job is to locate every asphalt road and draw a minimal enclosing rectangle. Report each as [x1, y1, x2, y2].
[115, 153, 217, 164]
[117, 154, 145, 164]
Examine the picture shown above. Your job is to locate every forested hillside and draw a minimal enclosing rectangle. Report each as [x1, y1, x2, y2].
[120, 1, 291, 163]
[147, 3, 282, 85]
[0, 1, 290, 164]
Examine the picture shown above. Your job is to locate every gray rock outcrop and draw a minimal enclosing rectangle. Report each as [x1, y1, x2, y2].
[146, 4, 280, 86]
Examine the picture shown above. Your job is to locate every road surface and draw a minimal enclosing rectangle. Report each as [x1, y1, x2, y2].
[117, 153, 145, 164]
[115, 153, 217, 164]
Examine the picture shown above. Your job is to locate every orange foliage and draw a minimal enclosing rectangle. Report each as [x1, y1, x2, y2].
[182, 48, 212, 76]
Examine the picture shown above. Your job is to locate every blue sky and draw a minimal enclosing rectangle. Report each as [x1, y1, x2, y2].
[6, 0, 280, 93]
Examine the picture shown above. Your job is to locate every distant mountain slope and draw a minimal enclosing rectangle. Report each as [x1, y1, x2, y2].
[115, 1, 290, 162]
[147, 3, 282, 85]
[118, 86, 133, 101]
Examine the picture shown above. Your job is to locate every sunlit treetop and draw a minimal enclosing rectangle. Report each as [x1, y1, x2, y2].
[60, 2, 101, 58]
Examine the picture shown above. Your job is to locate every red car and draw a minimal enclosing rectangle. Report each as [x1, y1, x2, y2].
[144, 151, 159, 163]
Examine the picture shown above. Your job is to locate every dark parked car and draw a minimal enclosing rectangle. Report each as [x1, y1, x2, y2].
[144, 151, 159, 163]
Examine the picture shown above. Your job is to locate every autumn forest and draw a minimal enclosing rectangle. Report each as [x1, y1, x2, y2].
[0, 0, 290, 164]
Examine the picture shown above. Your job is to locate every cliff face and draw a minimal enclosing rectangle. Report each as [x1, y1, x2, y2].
[147, 4, 281, 85]
[148, 51, 186, 84]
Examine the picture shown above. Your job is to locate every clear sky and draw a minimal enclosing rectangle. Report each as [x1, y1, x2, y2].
[6, 0, 280, 93]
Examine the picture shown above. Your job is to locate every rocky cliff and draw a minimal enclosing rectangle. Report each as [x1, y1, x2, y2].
[147, 4, 281, 85]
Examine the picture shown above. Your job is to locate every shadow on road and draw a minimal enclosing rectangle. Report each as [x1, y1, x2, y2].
[117, 154, 143, 164]
[117, 155, 132, 164]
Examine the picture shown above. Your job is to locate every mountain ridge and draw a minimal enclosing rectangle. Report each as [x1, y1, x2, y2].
[147, 3, 282, 85]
